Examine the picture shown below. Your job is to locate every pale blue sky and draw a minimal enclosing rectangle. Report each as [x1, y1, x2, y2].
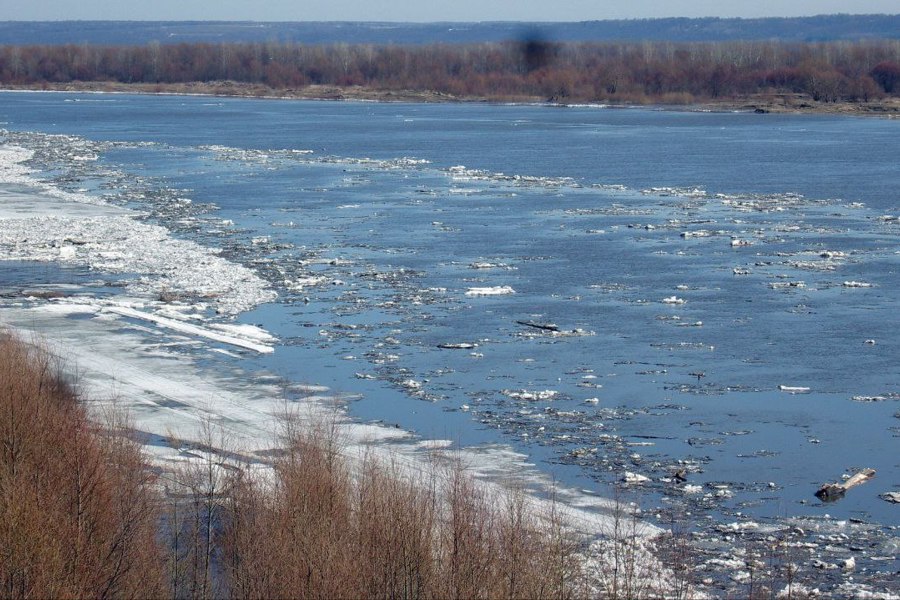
[1, 0, 897, 22]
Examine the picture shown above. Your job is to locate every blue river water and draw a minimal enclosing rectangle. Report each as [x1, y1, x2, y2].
[1, 92, 898, 527]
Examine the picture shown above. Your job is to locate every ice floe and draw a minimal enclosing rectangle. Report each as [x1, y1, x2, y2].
[469, 261, 512, 270]
[446, 164, 574, 188]
[642, 186, 707, 198]
[465, 285, 515, 297]
[769, 281, 806, 289]
[779, 385, 811, 394]
[623, 471, 650, 484]
[0, 143, 275, 315]
[502, 389, 558, 401]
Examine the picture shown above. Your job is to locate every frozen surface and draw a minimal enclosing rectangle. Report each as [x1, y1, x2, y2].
[103, 305, 275, 353]
[0, 146, 275, 315]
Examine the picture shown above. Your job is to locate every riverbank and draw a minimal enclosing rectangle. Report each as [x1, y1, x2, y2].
[5, 81, 900, 117]
[0, 331, 605, 599]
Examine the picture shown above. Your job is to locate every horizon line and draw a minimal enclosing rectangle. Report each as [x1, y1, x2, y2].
[2, 13, 898, 25]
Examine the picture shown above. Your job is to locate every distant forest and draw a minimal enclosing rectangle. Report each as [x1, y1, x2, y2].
[1, 15, 899, 46]
[2, 39, 899, 104]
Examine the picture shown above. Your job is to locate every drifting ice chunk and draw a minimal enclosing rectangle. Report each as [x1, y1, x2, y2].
[779, 385, 811, 393]
[470, 261, 510, 270]
[400, 379, 422, 391]
[769, 281, 805, 289]
[466, 286, 515, 297]
[502, 389, 558, 401]
[623, 472, 650, 484]
[437, 342, 478, 350]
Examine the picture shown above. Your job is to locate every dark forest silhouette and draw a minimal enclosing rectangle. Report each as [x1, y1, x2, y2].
[2, 40, 898, 104]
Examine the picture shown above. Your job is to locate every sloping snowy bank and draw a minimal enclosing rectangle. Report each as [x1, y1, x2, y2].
[0, 301, 642, 541]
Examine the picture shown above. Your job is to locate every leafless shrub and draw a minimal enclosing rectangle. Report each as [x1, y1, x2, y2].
[0, 334, 165, 598]
[578, 487, 702, 599]
[221, 410, 589, 599]
[653, 512, 698, 600]
[352, 454, 438, 598]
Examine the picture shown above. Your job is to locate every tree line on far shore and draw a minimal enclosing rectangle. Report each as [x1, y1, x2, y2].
[1, 39, 899, 104]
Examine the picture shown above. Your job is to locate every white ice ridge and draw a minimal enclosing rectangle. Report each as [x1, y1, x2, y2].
[103, 305, 275, 353]
[0, 144, 276, 315]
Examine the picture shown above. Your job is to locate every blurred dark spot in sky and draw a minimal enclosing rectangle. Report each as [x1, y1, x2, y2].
[517, 29, 557, 73]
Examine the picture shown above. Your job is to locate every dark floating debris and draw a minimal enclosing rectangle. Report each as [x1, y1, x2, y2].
[514, 320, 594, 337]
[815, 468, 876, 502]
[516, 320, 560, 332]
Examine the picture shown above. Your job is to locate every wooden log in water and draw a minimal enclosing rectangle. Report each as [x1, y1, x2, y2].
[815, 468, 876, 501]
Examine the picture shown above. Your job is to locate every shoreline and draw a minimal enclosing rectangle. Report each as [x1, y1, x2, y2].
[0, 269, 629, 541]
[4, 81, 900, 117]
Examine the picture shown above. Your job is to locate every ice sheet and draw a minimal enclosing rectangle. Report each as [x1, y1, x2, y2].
[0, 145, 276, 315]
